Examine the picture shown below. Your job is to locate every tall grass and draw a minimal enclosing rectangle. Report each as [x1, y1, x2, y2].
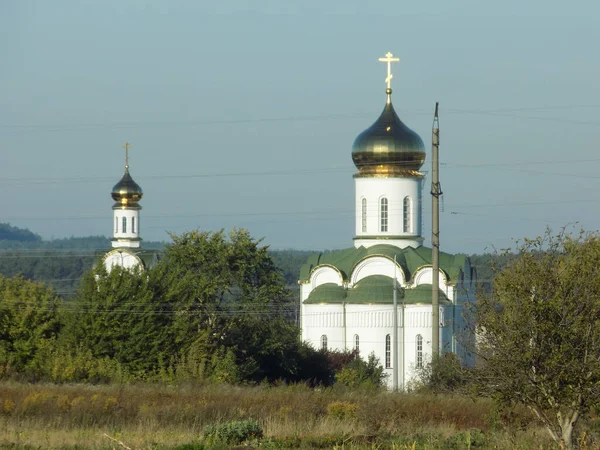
[0, 381, 562, 449]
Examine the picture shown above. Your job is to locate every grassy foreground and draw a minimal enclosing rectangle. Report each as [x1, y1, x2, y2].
[0, 381, 576, 449]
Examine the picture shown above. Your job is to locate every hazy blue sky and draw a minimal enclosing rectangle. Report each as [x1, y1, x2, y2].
[1, 0, 599, 254]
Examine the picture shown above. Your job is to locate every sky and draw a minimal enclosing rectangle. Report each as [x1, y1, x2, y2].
[1, 0, 599, 254]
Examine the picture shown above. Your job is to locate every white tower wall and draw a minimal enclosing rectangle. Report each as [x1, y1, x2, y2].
[354, 176, 423, 249]
[112, 207, 141, 248]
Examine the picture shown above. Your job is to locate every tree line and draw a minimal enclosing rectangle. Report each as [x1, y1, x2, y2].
[0, 228, 382, 387]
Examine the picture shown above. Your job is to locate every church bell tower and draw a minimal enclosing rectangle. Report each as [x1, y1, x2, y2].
[110, 142, 143, 249]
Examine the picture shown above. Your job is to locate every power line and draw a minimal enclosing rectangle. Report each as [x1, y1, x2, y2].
[3, 104, 600, 132]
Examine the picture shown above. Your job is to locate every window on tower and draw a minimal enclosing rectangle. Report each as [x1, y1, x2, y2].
[122, 217, 127, 234]
[132, 217, 136, 234]
[354, 334, 360, 352]
[115, 217, 118, 233]
[385, 334, 391, 368]
[416, 334, 423, 368]
[403, 196, 412, 233]
[361, 198, 367, 232]
[380, 197, 388, 232]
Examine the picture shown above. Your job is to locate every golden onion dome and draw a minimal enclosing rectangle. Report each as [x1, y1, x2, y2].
[352, 93, 426, 176]
[111, 167, 143, 208]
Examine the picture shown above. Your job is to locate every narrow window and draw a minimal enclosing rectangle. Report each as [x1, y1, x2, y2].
[380, 197, 388, 232]
[122, 217, 127, 233]
[354, 334, 360, 352]
[385, 334, 391, 368]
[361, 198, 367, 232]
[115, 217, 118, 233]
[416, 334, 423, 368]
[403, 196, 412, 233]
[132, 217, 136, 234]
[321, 335, 328, 351]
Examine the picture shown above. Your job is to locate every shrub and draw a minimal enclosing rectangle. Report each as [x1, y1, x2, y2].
[334, 352, 386, 389]
[202, 419, 263, 444]
[411, 353, 470, 394]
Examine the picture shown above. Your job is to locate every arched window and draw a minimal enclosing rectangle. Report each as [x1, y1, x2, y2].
[321, 335, 328, 351]
[385, 334, 391, 368]
[361, 198, 367, 232]
[132, 217, 136, 234]
[354, 334, 360, 352]
[380, 197, 388, 232]
[416, 334, 423, 368]
[115, 217, 118, 233]
[122, 217, 127, 233]
[403, 196, 412, 233]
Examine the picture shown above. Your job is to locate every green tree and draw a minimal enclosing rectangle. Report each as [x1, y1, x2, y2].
[0, 275, 62, 378]
[472, 230, 600, 448]
[60, 265, 169, 377]
[153, 229, 293, 367]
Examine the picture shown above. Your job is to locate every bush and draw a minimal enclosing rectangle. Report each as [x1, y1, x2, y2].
[202, 419, 263, 444]
[411, 353, 470, 394]
[334, 352, 386, 389]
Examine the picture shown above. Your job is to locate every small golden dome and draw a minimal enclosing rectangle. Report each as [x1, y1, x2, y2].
[111, 167, 143, 208]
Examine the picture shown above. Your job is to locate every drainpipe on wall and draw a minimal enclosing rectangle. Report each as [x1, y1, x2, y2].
[402, 300, 406, 391]
[343, 301, 347, 350]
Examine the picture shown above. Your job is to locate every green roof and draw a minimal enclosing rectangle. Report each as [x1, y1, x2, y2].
[404, 284, 451, 305]
[304, 283, 347, 304]
[346, 275, 398, 304]
[299, 244, 467, 284]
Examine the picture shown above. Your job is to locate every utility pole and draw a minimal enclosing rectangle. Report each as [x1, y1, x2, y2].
[392, 256, 398, 391]
[431, 102, 442, 360]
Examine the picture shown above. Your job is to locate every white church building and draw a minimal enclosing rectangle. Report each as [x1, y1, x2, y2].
[299, 53, 475, 388]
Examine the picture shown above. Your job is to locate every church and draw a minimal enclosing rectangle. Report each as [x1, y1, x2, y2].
[299, 53, 475, 389]
[101, 143, 159, 272]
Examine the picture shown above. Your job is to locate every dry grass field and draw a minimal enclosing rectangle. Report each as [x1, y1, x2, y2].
[0, 381, 593, 449]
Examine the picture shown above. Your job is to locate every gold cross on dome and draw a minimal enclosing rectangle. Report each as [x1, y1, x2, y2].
[122, 142, 132, 168]
[378, 52, 400, 91]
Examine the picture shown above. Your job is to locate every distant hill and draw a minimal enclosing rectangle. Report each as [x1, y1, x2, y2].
[0, 223, 42, 243]
[0, 223, 165, 297]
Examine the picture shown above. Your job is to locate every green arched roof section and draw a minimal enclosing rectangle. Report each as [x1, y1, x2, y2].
[304, 283, 346, 304]
[303, 280, 451, 306]
[404, 284, 451, 305]
[299, 244, 467, 284]
[346, 275, 401, 304]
